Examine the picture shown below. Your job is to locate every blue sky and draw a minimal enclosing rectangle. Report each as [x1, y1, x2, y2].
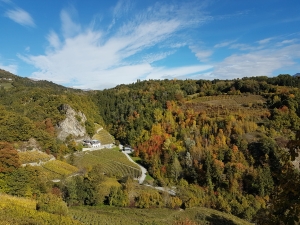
[1, 0, 300, 90]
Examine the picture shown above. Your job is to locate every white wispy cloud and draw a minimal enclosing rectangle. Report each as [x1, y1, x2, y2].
[229, 43, 265, 51]
[60, 7, 81, 38]
[169, 42, 187, 48]
[189, 45, 213, 62]
[212, 44, 300, 79]
[144, 65, 213, 80]
[19, 2, 211, 89]
[0, 62, 17, 74]
[47, 30, 61, 51]
[276, 38, 298, 46]
[257, 37, 273, 45]
[113, 0, 132, 18]
[141, 51, 176, 64]
[214, 40, 236, 48]
[108, 0, 132, 30]
[5, 7, 35, 27]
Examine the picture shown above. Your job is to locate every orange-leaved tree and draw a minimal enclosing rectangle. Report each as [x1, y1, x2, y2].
[0, 142, 20, 173]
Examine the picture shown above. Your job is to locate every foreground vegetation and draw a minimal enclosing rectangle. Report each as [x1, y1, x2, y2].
[0, 194, 82, 225]
[70, 206, 252, 225]
[0, 193, 251, 225]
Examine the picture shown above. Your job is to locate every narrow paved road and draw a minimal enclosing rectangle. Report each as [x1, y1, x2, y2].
[121, 150, 147, 184]
[120, 146, 176, 195]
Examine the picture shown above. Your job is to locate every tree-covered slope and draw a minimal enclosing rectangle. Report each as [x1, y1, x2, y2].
[1, 69, 300, 224]
[0, 69, 103, 156]
[92, 75, 300, 223]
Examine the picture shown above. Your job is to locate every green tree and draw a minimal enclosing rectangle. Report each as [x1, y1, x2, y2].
[5, 166, 47, 197]
[254, 149, 300, 224]
[85, 120, 95, 137]
[63, 178, 79, 206]
[107, 186, 129, 207]
[135, 189, 163, 208]
[36, 193, 68, 216]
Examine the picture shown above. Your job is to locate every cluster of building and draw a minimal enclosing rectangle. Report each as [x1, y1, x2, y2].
[83, 139, 101, 148]
[0, 77, 13, 81]
[82, 139, 114, 151]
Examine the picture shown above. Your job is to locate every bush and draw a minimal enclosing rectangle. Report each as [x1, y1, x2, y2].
[135, 189, 163, 208]
[36, 193, 68, 216]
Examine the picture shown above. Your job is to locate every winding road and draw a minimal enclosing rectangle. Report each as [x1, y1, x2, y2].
[121, 149, 147, 184]
[121, 148, 176, 195]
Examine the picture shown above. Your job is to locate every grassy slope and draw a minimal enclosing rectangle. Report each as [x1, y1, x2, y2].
[0, 82, 13, 89]
[70, 206, 252, 225]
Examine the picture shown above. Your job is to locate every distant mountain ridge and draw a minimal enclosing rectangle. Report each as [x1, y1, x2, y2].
[0, 69, 80, 91]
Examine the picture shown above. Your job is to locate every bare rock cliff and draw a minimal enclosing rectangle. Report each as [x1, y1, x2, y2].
[56, 104, 89, 141]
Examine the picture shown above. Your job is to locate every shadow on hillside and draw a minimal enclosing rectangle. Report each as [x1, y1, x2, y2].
[205, 214, 238, 225]
[135, 159, 142, 164]
[195, 212, 240, 225]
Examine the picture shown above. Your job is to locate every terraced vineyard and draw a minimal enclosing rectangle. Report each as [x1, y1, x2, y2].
[74, 149, 141, 178]
[18, 150, 53, 164]
[93, 129, 115, 145]
[91, 123, 115, 145]
[42, 160, 78, 177]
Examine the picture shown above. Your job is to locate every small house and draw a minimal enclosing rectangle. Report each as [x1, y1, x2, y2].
[83, 139, 101, 148]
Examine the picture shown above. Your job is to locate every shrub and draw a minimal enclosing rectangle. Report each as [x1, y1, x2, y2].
[36, 193, 68, 216]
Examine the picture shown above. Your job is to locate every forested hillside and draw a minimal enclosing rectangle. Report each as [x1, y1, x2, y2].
[0, 68, 300, 224]
[0, 69, 103, 157]
[93, 75, 300, 224]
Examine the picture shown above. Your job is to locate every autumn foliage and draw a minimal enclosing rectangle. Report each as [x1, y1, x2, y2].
[0, 142, 20, 173]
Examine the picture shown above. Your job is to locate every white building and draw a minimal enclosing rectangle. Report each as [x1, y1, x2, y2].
[83, 139, 101, 148]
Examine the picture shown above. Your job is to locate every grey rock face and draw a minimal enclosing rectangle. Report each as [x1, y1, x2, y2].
[56, 104, 89, 141]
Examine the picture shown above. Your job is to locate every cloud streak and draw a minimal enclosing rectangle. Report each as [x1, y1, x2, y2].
[212, 43, 300, 79]
[5, 7, 35, 27]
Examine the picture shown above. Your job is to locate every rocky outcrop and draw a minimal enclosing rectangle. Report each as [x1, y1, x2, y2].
[56, 104, 89, 141]
[18, 138, 42, 152]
